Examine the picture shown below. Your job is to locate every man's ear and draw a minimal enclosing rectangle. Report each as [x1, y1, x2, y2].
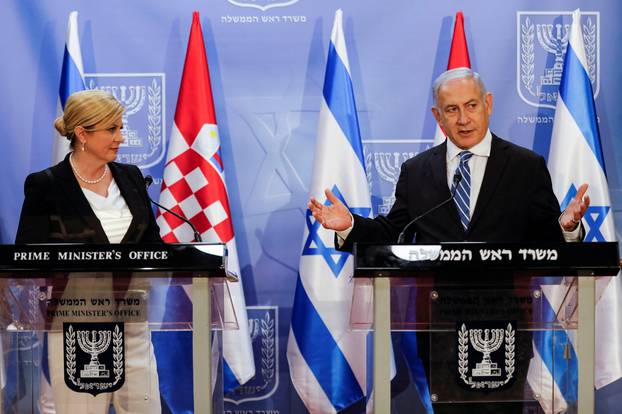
[485, 92, 493, 116]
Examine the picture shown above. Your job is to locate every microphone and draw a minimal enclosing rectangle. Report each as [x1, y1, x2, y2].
[144, 175, 203, 242]
[396, 173, 462, 244]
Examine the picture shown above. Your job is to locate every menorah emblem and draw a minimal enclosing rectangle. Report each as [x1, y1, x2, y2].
[373, 152, 414, 214]
[77, 329, 112, 378]
[64, 322, 125, 395]
[518, 12, 599, 109]
[89, 82, 146, 147]
[536, 23, 570, 86]
[469, 328, 504, 377]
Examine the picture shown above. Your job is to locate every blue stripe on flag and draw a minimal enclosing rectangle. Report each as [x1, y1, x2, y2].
[59, 46, 86, 108]
[558, 45, 605, 173]
[152, 330, 194, 414]
[532, 286, 578, 404]
[401, 332, 434, 414]
[223, 360, 241, 394]
[323, 43, 366, 168]
[291, 276, 364, 410]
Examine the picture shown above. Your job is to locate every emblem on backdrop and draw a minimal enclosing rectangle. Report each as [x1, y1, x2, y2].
[227, 0, 299, 12]
[85, 73, 166, 168]
[363, 140, 430, 215]
[225, 306, 278, 404]
[63, 322, 125, 396]
[456, 321, 516, 390]
[517, 11, 599, 109]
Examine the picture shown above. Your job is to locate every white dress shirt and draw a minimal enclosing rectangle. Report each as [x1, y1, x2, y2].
[446, 130, 492, 218]
[81, 179, 133, 244]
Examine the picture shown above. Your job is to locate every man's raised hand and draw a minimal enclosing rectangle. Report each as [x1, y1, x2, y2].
[308, 188, 353, 231]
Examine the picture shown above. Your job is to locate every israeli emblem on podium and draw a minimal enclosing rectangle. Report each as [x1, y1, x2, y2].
[63, 322, 125, 395]
[456, 321, 516, 390]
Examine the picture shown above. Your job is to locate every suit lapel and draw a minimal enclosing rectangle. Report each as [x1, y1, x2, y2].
[110, 163, 145, 243]
[430, 143, 464, 232]
[54, 155, 109, 243]
[468, 135, 509, 231]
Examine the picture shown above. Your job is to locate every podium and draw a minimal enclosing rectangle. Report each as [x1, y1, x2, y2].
[352, 242, 620, 414]
[0, 243, 235, 414]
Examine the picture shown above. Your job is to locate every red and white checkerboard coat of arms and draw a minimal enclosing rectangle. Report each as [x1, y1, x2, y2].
[158, 123, 234, 244]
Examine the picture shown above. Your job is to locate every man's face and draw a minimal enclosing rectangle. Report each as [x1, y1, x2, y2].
[432, 77, 493, 150]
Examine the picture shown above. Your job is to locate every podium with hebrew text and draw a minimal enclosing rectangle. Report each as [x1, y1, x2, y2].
[351, 242, 620, 414]
[0, 243, 234, 414]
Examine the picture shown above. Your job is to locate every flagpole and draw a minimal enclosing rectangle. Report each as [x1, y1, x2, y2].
[193, 277, 212, 414]
[577, 276, 595, 414]
[373, 276, 391, 413]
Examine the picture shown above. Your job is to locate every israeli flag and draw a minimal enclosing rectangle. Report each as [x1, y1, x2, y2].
[287, 9, 373, 413]
[53, 11, 86, 163]
[529, 9, 622, 413]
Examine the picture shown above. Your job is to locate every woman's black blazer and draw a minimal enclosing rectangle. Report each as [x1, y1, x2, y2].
[15, 154, 161, 244]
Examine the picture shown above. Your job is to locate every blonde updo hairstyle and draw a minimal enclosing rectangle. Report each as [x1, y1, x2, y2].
[54, 89, 124, 149]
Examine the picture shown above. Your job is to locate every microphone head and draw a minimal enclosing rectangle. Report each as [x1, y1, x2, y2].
[144, 175, 154, 188]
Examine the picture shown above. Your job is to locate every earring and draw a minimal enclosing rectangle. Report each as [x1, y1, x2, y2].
[81, 142, 86, 152]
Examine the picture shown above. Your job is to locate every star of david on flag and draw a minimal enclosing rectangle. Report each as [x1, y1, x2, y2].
[560, 184, 609, 242]
[303, 185, 371, 278]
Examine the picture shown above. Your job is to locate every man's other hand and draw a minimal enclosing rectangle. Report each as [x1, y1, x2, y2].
[560, 183, 590, 231]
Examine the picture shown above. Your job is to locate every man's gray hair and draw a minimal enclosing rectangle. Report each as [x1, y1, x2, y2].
[432, 68, 487, 108]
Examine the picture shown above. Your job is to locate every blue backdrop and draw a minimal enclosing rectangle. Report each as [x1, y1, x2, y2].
[2, 1, 622, 413]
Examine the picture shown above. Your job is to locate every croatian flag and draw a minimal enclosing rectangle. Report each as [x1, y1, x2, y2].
[53, 11, 86, 163]
[529, 9, 622, 413]
[156, 10, 255, 400]
[287, 9, 373, 413]
[432, 11, 471, 147]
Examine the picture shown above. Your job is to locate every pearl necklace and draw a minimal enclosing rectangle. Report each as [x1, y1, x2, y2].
[69, 152, 109, 184]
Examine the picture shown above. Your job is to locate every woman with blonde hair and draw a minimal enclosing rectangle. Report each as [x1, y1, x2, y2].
[16, 89, 162, 413]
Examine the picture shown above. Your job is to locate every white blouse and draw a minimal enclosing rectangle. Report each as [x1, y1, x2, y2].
[81, 179, 133, 243]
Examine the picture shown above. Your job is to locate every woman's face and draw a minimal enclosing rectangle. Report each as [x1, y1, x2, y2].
[82, 117, 124, 163]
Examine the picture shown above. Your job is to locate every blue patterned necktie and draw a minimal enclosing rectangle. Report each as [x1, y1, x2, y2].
[452, 151, 473, 230]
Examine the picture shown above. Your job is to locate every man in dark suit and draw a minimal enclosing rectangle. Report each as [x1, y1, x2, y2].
[308, 68, 590, 413]
[308, 67, 588, 247]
